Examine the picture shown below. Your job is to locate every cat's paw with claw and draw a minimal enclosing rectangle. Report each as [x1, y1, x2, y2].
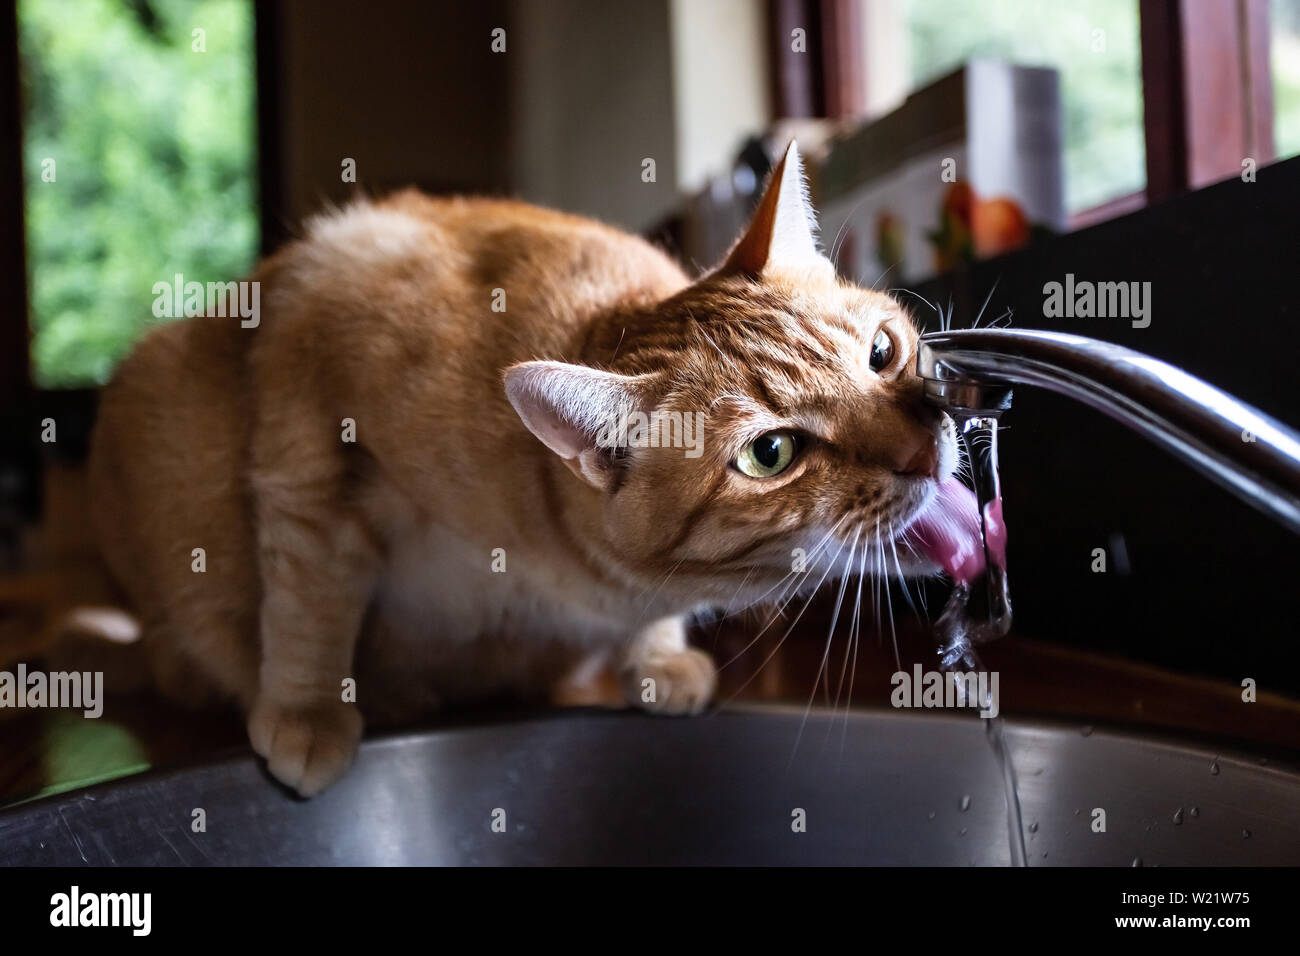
[621, 647, 717, 715]
[247, 697, 363, 797]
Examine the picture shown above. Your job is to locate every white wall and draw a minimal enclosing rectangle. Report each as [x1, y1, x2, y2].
[668, 0, 771, 194]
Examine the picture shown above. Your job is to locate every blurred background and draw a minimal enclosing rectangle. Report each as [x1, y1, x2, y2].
[13, 0, 1300, 390]
[2, 0, 1300, 802]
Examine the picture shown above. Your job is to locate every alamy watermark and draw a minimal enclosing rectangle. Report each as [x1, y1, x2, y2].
[1042, 273, 1151, 329]
[50, 886, 151, 936]
[891, 664, 999, 718]
[152, 273, 260, 328]
[595, 410, 705, 458]
[0, 664, 103, 718]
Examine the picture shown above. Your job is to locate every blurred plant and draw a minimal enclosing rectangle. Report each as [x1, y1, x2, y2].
[926, 181, 972, 273]
[20, 0, 258, 388]
[875, 210, 905, 274]
[926, 182, 1036, 271]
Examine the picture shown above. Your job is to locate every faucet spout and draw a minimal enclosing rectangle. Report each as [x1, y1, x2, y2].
[916, 329, 1300, 535]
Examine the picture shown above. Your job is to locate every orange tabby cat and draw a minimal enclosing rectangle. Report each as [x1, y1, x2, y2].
[87, 143, 961, 795]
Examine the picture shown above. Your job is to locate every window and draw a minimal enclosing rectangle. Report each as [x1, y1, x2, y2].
[901, 0, 1145, 213]
[1274, 0, 1300, 158]
[19, 0, 258, 388]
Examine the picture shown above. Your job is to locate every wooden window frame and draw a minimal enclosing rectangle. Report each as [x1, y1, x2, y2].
[774, 0, 1282, 223]
[1141, 0, 1275, 202]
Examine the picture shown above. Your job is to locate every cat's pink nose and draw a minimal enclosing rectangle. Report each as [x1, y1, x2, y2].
[892, 438, 939, 478]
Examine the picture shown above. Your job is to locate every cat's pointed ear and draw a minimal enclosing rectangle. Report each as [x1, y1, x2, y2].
[505, 361, 657, 492]
[721, 140, 829, 277]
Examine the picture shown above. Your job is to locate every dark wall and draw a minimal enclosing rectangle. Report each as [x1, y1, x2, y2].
[266, 0, 513, 229]
[262, 0, 680, 236]
[914, 157, 1300, 694]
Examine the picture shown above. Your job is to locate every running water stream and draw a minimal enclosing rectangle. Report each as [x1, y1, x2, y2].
[935, 416, 1028, 867]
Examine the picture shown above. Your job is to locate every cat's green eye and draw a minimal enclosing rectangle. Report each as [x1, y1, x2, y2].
[869, 328, 895, 371]
[735, 431, 799, 478]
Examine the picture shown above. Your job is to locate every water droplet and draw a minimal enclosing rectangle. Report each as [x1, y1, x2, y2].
[1131, 856, 1142, 867]
[959, 827, 968, 836]
[1080, 725, 1094, 737]
[1190, 806, 1199, 818]
[1242, 828, 1251, 839]
[959, 795, 971, 812]
[1041, 851, 1048, 859]
[1028, 821, 1039, 833]
[927, 811, 936, 821]
[1073, 808, 1081, 816]
[1173, 808, 1184, 826]
[1210, 761, 1220, 775]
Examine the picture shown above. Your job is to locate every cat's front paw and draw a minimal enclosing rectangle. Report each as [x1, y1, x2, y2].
[247, 697, 363, 797]
[621, 647, 717, 715]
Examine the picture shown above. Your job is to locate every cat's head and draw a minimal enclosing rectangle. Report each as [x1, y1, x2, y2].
[506, 143, 971, 607]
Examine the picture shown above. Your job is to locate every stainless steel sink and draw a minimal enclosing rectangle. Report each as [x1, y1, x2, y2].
[2, 706, 1297, 865]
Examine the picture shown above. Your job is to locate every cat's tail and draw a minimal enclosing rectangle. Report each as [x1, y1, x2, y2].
[42, 606, 150, 689]
[0, 565, 153, 712]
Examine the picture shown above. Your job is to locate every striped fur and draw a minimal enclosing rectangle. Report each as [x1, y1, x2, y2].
[84, 144, 956, 795]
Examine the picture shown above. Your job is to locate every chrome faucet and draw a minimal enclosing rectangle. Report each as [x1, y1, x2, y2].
[916, 329, 1300, 535]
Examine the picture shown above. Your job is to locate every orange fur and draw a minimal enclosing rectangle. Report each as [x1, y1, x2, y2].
[87, 143, 956, 794]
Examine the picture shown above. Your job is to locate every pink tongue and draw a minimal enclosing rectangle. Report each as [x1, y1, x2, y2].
[908, 479, 1004, 584]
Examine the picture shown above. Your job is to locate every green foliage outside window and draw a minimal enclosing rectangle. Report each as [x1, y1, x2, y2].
[904, 0, 1146, 213]
[1274, 0, 1300, 159]
[20, 0, 258, 388]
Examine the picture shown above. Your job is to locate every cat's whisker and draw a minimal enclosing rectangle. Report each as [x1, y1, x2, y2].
[609, 324, 628, 361]
[631, 555, 695, 632]
[635, 555, 686, 608]
[868, 263, 897, 290]
[874, 516, 902, 672]
[833, 535, 865, 711]
[871, 516, 884, 649]
[714, 565, 799, 623]
[890, 288, 944, 334]
[762, 538, 835, 623]
[788, 529, 860, 764]
[831, 540, 869, 759]
[768, 514, 853, 613]
[829, 194, 876, 265]
[714, 514, 849, 626]
[972, 277, 1001, 330]
[892, 522, 930, 608]
[990, 306, 1014, 329]
[825, 527, 868, 751]
[888, 521, 920, 619]
[716, 512, 851, 671]
[818, 531, 859, 702]
[692, 316, 746, 378]
[763, 553, 838, 630]
[719, 563, 758, 620]
[720, 530, 849, 704]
